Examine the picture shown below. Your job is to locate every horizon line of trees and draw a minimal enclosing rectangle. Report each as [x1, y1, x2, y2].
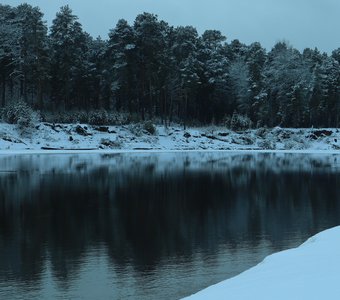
[0, 3, 339, 127]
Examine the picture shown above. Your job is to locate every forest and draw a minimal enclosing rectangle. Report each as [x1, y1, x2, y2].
[0, 4, 339, 128]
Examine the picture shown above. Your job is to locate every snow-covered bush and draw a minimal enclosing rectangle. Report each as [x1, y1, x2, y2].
[88, 109, 109, 125]
[222, 115, 232, 128]
[291, 134, 310, 149]
[283, 140, 298, 150]
[100, 138, 123, 149]
[107, 112, 130, 125]
[129, 123, 143, 136]
[143, 121, 156, 135]
[230, 113, 253, 131]
[204, 125, 217, 135]
[258, 139, 274, 150]
[43, 110, 135, 125]
[126, 113, 142, 124]
[238, 135, 254, 145]
[73, 111, 88, 124]
[129, 121, 156, 136]
[2, 101, 39, 128]
[44, 110, 87, 124]
[256, 127, 269, 138]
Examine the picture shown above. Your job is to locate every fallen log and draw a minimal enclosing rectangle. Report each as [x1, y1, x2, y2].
[41, 147, 98, 151]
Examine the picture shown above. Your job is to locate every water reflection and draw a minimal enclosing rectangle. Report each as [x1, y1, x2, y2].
[0, 152, 339, 299]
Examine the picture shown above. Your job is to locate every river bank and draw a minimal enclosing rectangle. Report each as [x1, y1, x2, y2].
[0, 122, 339, 152]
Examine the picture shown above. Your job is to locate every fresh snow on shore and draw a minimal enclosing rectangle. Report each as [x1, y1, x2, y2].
[0, 122, 339, 152]
[183, 226, 340, 300]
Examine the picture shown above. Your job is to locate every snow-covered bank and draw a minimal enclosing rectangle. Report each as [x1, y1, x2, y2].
[0, 122, 339, 152]
[183, 226, 340, 300]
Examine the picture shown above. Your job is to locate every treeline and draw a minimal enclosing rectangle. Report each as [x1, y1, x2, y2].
[0, 4, 339, 127]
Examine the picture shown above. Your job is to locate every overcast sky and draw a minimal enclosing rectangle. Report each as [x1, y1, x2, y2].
[2, 0, 339, 53]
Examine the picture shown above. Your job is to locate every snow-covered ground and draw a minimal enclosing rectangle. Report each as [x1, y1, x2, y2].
[183, 226, 340, 300]
[0, 122, 339, 152]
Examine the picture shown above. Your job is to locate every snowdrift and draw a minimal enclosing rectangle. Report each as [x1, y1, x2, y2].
[184, 226, 340, 300]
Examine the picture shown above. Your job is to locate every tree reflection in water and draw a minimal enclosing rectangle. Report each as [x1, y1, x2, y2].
[0, 152, 339, 299]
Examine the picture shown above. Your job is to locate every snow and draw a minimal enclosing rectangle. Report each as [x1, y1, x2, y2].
[0, 122, 339, 154]
[183, 226, 340, 300]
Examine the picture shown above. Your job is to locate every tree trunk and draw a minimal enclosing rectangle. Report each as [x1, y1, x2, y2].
[184, 91, 188, 130]
[1, 76, 6, 107]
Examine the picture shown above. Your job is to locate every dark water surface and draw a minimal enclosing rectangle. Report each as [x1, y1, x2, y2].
[0, 152, 339, 299]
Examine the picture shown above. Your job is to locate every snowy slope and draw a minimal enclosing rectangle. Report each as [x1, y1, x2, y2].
[183, 226, 340, 300]
[0, 122, 339, 152]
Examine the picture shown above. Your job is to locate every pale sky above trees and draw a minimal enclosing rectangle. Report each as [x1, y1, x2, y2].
[2, 0, 339, 52]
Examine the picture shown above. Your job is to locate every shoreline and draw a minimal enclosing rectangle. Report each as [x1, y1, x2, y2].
[1, 122, 339, 155]
[1, 148, 340, 156]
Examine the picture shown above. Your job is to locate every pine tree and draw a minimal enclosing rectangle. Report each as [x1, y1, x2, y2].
[107, 19, 137, 112]
[244, 42, 266, 120]
[0, 4, 21, 106]
[197, 30, 228, 122]
[50, 5, 87, 109]
[228, 57, 251, 115]
[133, 13, 168, 118]
[331, 48, 340, 65]
[169, 26, 200, 123]
[261, 42, 313, 127]
[15, 4, 49, 107]
[312, 56, 340, 126]
[85, 36, 108, 109]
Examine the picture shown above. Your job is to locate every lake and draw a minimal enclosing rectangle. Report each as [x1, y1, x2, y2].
[0, 152, 339, 299]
